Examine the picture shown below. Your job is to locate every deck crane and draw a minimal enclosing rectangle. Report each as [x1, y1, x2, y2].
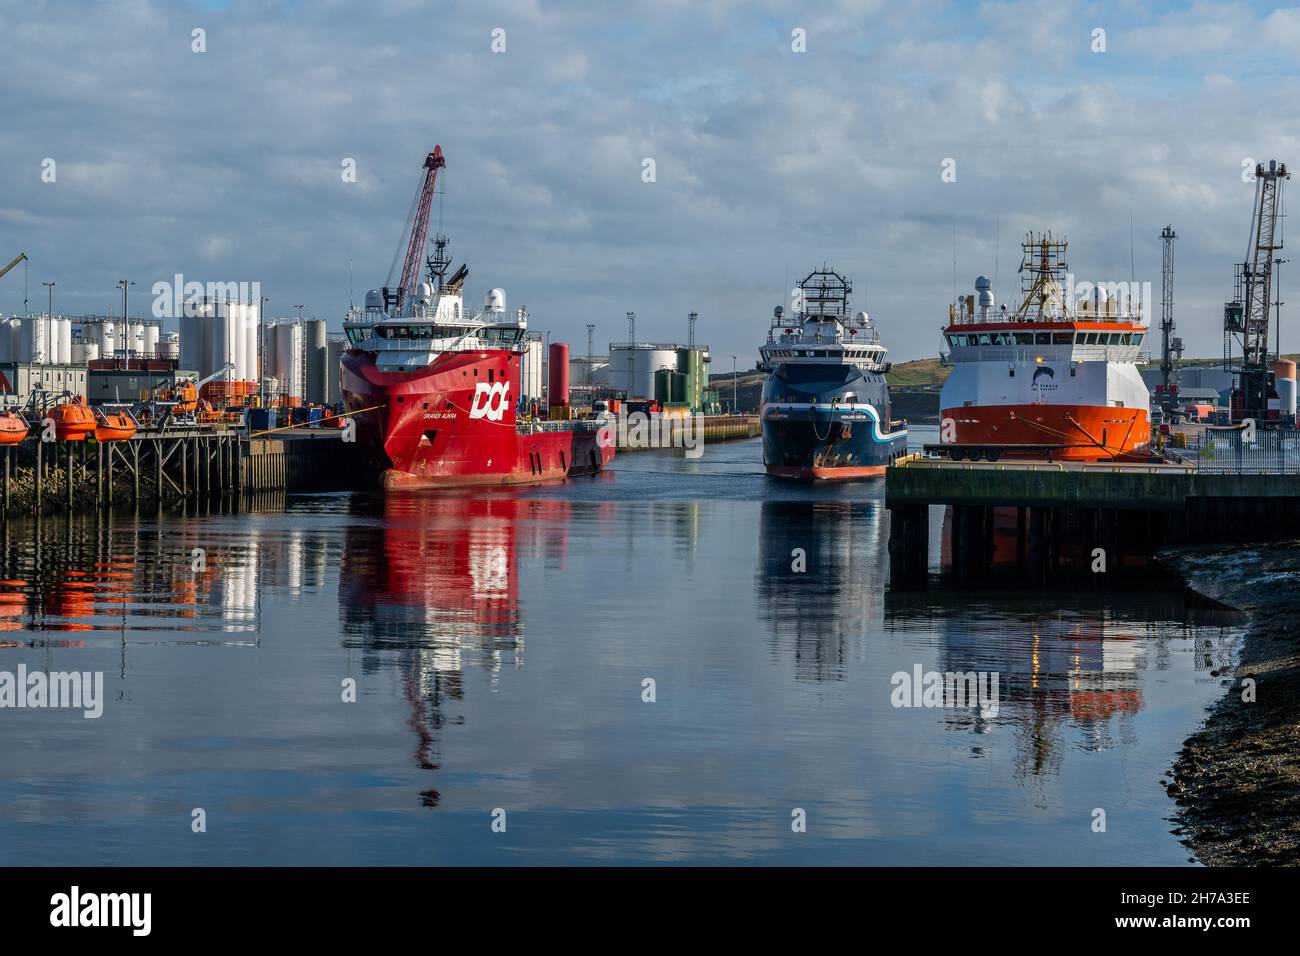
[1156, 226, 1183, 423]
[385, 146, 446, 314]
[1225, 160, 1289, 422]
[0, 253, 28, 282]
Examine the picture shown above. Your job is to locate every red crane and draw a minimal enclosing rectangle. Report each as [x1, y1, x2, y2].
[398, 146, 446, 305]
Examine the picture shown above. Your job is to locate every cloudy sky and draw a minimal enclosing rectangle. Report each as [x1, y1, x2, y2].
[3, 0, 1299, 366]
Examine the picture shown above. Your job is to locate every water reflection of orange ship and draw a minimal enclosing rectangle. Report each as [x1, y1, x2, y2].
[900, 601, 1152, 776]
[939, 506, 1154, 571]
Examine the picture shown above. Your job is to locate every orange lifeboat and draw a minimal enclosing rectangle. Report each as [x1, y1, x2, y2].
[0, 411, 28, 446]
[49, 397, 97, 442]
[94, 407, 138, 442]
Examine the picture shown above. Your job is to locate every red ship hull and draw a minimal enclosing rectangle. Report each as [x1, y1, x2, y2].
[341, 347, 614, 489]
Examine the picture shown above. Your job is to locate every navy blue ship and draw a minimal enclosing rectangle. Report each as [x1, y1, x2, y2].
[760, 268, 908, 479]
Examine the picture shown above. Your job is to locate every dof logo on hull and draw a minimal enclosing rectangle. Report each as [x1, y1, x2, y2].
[469, 382, 510, 421]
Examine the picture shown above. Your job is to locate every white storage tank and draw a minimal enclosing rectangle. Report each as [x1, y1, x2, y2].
[59, 318, 72, 364]
[608, 344, 680, 400]
[4, 319, 19, 360]
[263, 323, 278, 387]
[304, 319, 328, 404]
[157, 332, 179, 359]
[325, 338, 348, 404]
[274, 321, 303, 400]
[143, 324, 160, 356]
[209, 307, 232, 380]
[244, 314, 258, 382]
[82, 341, 100, 363]
[21, 316, 47, 363]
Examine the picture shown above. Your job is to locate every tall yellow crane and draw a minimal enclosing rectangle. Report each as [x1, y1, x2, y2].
[0, 252, 27, 281]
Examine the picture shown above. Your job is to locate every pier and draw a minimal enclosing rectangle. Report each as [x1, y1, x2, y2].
[886, 438, 1300, 588]
[1, 428, 360, 516]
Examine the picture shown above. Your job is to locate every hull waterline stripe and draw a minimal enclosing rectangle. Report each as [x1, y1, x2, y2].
[762, 402, 906, 443]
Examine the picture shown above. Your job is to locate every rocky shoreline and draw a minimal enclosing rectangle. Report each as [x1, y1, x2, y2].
[1164, 543, 1300, 866]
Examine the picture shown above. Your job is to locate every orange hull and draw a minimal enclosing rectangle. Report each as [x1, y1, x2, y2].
[766, 464, 887, 480]
[941, 404, 1149, 461]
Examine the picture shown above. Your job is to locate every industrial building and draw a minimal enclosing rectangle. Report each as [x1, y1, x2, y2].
[0, 362, 89, 405]
[86, 358, 190, 406]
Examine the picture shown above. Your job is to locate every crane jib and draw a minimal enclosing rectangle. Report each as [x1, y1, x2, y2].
[398, 147, 447, 303]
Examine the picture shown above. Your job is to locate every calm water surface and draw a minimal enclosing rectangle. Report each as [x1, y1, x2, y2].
[0, 431, 1242, 864]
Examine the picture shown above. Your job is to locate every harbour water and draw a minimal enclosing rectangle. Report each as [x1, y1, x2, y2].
[0, 428, 1244, 865]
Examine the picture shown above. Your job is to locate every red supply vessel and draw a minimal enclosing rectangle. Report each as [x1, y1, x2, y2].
[341, 146, 613, 490]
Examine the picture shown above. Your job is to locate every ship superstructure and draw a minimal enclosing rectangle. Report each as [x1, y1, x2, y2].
[759, 268, 908, 479]
[939, 234, 1151, 462]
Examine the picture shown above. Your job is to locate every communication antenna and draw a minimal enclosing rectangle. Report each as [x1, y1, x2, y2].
[586, 323, 595, 386]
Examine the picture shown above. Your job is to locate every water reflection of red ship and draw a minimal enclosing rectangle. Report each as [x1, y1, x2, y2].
[341, 493, 558, 806]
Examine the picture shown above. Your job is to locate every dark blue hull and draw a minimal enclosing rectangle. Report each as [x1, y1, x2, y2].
[761, 362, 907, 479]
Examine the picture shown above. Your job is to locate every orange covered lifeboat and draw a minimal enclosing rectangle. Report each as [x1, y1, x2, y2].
[94, 406, 138, 442]
[0, 411, 28, 446]
[50, 397, 97, 442]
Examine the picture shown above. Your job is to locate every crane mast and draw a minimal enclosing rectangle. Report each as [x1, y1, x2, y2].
[1157, 226, 1182, 421]
[398, 146, 446, 308]
[1225, 160, 1289, 422]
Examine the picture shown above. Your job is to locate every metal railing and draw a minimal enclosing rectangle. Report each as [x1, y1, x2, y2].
[1167, 427, 1300, 474]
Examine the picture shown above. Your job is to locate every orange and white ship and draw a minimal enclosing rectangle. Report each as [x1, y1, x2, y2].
[938, 233, 1152, 462]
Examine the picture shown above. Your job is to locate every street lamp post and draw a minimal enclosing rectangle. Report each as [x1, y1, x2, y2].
[42, 281, 55, 320]
[731, 355, 737, 414]
[117, 279, 134, 323]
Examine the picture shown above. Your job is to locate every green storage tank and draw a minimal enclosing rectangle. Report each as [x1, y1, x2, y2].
[676, 348, 705, 412]
[654, 367, 675, 404]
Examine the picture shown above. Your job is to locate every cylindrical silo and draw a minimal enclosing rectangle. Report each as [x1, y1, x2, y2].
[143, 324, 160, 356]
[21, 316, 46, 363]
[59, 318, 72, 364]
[326, 338, 347, 404]
[304, 319, 327, 404]
[548, 342, 570, 406]
[82, 341, 99, 363]
[244, 312, 258, 383]
[1272, 359, 1297, 418]
[263, 322, 278, 391]
[210, 306, 231, 381]
[5, 319, 20, 360]
[275, 321, 302, 403]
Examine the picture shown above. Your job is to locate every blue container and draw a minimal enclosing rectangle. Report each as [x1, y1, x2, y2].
[307, 406, 324, 427]
[248, 408, 274, 432]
